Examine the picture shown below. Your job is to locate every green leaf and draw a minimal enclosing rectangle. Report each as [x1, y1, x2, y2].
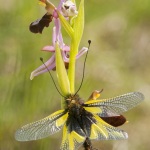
[57, 11, 74, 38]
[73, 0, 84, 51]
[55, 42, 70, 96]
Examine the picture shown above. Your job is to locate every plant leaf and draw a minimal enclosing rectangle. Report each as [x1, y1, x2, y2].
[57, 11, 74, 38]
[73, 0, 84, 51]
[55, 42, 70, 96]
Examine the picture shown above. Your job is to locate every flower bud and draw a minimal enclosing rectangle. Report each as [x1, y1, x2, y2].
[61, 0, 78, 17]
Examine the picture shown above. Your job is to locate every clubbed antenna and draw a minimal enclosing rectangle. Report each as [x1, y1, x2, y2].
[40, 57, 66, 98]
[74, 40, 91, 96]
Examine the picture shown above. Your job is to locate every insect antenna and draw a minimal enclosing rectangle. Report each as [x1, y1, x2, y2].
[40, 57, 66, 98]
[74, 40, 91, 96]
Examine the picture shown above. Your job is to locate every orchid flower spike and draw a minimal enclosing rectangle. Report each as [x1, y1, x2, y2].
[30, 18, 88, 80]
[30, 0, 86, 94]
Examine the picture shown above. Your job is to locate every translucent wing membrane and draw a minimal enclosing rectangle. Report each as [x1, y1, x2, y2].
[89, 115, 128, 140]
[15, 110, 68, 141]
[84, 92, 144, 117]
[60, 117, 86, 150]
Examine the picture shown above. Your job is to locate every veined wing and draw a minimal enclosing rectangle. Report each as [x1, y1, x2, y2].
[15, 109, 68, 141]
[89, 114, 128, 140]
[84, 92, 144, 117]
[60, 116, 86, 150]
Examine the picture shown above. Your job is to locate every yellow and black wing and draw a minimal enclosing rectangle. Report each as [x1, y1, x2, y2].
[15, 109, 68, 141]
[84, 92, 144, 117]
[60, 116, 86, 150]
[89, 114, 128, 140]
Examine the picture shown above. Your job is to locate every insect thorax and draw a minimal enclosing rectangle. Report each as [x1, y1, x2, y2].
[65, 94, 84, 116]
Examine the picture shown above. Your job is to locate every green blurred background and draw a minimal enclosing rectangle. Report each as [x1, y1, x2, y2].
[0, 0, 150, 150]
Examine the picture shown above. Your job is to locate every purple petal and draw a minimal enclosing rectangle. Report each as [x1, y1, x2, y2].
[54, 18, 60, 39]
[58, 0, 65, 10]
[58, 24, 64, 48]
[76, 47, 88, 59]
[42, 45, 55, 52]
[62, 45, 70, 52]
[30, 62, 56, 79]
[54, 18, 64, 48]
[52, 26, 56, 45]
[30, 54, 55, 80]
[58, 32, 64, 49]
[53, 9, 58, 18]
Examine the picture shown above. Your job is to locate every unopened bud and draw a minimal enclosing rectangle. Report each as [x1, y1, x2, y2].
[61, 0, 78, 17]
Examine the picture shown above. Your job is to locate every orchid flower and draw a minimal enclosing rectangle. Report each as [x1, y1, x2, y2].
[30, 18, 88, 80]
[29, 0, 78, 34]
[30, 0, 87, 102]
[30, 0, 85, 95]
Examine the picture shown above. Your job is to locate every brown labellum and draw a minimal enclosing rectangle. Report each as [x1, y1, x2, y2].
[101, 115, 126, 127]
[29, 13, 53, 34]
